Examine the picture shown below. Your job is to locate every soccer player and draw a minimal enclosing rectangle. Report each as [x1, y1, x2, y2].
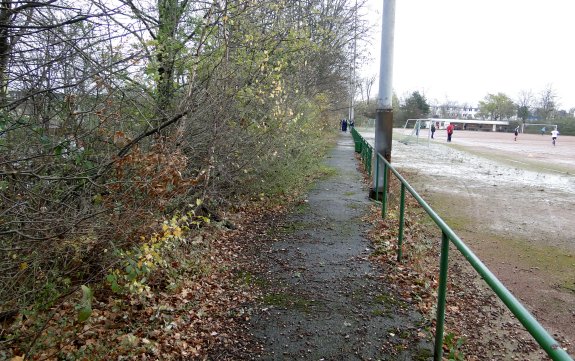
[551, 128, 559, 145]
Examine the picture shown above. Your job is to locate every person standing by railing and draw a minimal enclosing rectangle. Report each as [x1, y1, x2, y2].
[341, 119, 348, 132]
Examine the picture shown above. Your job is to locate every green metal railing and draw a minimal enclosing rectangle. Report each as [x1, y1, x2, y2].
[352, 128, 372, 176]
[350, 128, 573, 361]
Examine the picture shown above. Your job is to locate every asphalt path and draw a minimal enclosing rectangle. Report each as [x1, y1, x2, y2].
[248, 133, 433, 360]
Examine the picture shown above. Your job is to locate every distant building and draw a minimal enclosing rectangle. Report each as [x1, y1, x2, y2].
[461, 106, 480, 119]
[430, 105, 479, 119]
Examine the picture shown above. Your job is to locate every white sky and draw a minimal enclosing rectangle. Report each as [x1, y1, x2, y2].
[361, 0, 575, 109]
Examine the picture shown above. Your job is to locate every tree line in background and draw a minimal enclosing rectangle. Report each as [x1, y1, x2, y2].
[354, 79, 575, 135]
[0, 0, 367, 314]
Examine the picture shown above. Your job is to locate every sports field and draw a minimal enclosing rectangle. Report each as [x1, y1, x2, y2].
[358, 127, 575, 355]
[411, 127, 575, 172]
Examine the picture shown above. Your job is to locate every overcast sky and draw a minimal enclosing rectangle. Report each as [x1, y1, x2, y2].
[361, 0, 575, 109]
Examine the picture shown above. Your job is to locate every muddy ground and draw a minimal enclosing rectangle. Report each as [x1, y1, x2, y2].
[359, 127, 575, 355]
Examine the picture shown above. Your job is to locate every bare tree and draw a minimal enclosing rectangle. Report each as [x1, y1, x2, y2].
[516, 90, 534, 123]
[356, 74, 376, 104]
[439, 98, 460, 119]
[536, 85, 558, 121]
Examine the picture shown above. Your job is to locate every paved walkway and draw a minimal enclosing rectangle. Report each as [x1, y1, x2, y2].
[248, 133, 432, 360]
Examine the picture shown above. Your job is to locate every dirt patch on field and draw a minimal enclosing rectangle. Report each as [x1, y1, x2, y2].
[360, 128, 575, 355]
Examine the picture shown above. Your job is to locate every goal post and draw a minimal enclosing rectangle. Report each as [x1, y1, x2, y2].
[522, 123, 558, 134]
[398, 118, 431, 145]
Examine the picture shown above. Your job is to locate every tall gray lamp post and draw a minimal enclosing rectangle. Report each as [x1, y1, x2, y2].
[373, 0, 396, 196]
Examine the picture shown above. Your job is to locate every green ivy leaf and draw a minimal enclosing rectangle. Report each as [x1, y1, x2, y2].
[77, 285, 93, 322]
[54, 144, 63, 156]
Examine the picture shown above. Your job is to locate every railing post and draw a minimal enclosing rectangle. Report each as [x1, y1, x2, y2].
[375, 155, 380, 201]
[362, 140, 367, 169]
[366, 143, 369, 173]
[434, 231, 450, 361]
[368, 148, 372, 176]
[381, 161, 388, 218]
[364, 144, 370, 175]
[397, 183, 405, 262]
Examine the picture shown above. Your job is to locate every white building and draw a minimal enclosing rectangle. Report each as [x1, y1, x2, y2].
[430, 105, 479, 119]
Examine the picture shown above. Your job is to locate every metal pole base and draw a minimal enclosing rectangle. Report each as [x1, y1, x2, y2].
[369, 188, 385, 200]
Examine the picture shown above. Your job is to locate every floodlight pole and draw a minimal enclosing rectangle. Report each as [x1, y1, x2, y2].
[349, 0, 358, 123]
[373, 0, 396, 195]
